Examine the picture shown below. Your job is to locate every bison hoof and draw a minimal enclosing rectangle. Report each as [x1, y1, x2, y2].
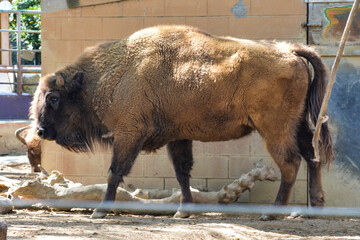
[286, 211, 302, 219]
[259, 214, 277, 221]
[310, 196, 325, 207]
[174, 210, 191, 218]
[90, 209, 107, 219]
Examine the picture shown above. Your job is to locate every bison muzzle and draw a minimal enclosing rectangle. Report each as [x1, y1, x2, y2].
[31, 25, 333, 218]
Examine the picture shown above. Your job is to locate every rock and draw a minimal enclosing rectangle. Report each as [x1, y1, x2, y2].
[0, 197, 13, 214]
[0, 176, 20, 194]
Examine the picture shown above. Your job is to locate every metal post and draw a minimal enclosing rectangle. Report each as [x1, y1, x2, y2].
[16, 11, 22, 95]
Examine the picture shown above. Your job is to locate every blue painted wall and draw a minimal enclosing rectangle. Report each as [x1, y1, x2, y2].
[0, 94, 32, 119]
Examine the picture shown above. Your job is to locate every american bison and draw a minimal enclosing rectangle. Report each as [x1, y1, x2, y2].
[31, 25, 333, 218]
[15, 124, 41, 172]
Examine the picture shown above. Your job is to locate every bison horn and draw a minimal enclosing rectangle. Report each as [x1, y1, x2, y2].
[55, 74, 65, 87]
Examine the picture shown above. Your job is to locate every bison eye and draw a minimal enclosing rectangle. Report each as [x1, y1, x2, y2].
[46, 91, 61, 110]
[50, 96, 59, 103]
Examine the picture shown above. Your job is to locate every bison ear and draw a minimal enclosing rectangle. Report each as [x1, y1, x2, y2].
[55, 73, 65, 87]
[66, 71, 84, 92]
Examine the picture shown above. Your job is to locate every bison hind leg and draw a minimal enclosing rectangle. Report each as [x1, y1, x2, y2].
[271, 148, 302, 206]
[259, 135, 302, 220]
[297, 119, 325, 207]
[167, 140, 194, 218]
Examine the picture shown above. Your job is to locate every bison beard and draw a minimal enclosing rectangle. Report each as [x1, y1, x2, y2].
[55, 128, 113, 153]
[30, 25, 334, 219]
[56, 133, 89, 152]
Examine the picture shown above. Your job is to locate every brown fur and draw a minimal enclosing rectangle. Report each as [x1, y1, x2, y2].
[30, 25, 333, 217]
[15, 124, 41, 172]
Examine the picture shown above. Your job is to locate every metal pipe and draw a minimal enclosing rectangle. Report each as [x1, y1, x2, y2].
[0, 29, 41, 33]
[0, 10, 40, 14]
[0, 82, 39, 85]
[0, 48, 17, 52]
[0, 49, 41, 52]
[10, 199, 360, 218]
[0, 69, 40, 73]
[16, 11, 22, 95]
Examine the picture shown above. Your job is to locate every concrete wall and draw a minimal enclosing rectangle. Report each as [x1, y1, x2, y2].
[0, 120, 30, 155]
[41, 0, 310, 205]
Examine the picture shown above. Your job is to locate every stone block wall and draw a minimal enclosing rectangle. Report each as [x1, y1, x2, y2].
[41, 0, 307, 75]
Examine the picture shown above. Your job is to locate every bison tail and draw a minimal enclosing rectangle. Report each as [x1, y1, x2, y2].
[293, 45, 334, 165]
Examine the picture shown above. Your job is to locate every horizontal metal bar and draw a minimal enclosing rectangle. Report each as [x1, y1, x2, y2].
[0, 10, 41, 14]
[0, 65, 41, 68]
[21, 49, 41, 52]
[10, 199, 360, 218]
[0, 82, 15, 85]
[0, 68, 41, 73]
[20, 70, 41, 73]
[0, 48, 17, 52]
[0, 49, 41, 52]
[0, 29, 17, 33]
[22, 30, 41, 34]
[0, 82, 38, 85]
[0, 29, 41, 33]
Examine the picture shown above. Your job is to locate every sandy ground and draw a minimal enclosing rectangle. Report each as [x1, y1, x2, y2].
[3, 210, 360, 240]
[1, 156, 360, 240]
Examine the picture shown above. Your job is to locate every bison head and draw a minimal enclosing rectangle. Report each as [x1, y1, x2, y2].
[31, 70, 98, 152]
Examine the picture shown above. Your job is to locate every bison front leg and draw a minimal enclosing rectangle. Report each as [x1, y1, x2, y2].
[297, 120, 325, 207]
[91, 135, 143, 219]
[167, 140, 194, 218]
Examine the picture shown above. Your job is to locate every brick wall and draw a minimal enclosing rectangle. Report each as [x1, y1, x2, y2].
[41, 0, 308, 205]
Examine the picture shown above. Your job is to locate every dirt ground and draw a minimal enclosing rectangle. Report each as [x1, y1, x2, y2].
[1, 156, 360, 240]
[3, 210, 360, 240]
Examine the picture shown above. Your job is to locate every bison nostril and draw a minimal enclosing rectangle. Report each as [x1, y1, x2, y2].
[37, 126, 45, 137]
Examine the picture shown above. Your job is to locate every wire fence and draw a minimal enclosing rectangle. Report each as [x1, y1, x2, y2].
[10, 199, 360, 218]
